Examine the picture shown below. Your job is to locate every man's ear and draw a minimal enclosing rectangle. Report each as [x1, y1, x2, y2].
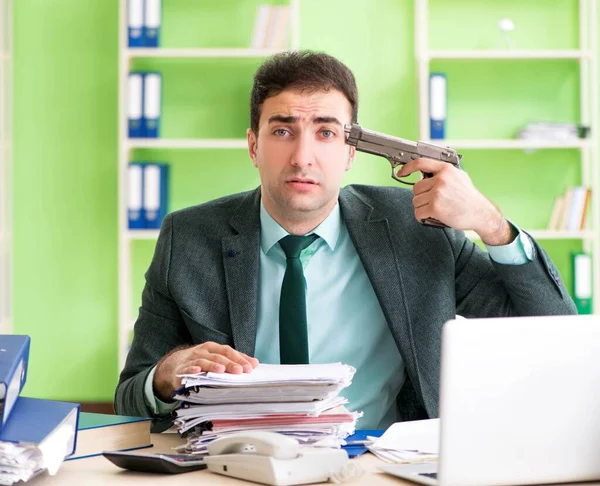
[247, 128, 258, 167]
[345, 146, 356, 171]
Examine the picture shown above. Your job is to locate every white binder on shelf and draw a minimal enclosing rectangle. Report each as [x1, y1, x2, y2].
[143, 163, 169, 229]
[143, 72, 161, 138]
[143, 0, 161, 48]
[429, 73, 447, 139]
[127, 0, 144, 47]
[127, 163, 145, 229]
[127, 73, 144, 138]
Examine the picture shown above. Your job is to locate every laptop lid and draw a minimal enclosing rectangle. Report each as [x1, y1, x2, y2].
[438, 315, 600, 486]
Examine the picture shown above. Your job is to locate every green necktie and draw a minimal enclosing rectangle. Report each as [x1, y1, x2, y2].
[278, 234, 318, 364]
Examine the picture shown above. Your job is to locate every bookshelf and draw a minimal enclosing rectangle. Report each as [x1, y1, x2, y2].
[415, 0, 599, 311]
[117, 1, 301, 372]
[0, 0, 11, 334]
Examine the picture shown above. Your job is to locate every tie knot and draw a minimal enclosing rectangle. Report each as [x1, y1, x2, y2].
[279, 234, 318, 259]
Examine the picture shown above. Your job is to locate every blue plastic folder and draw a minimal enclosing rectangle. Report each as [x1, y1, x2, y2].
[0, 335, 30, 429]
[0, 397, 80, 458]
[343, 429, 384, 458]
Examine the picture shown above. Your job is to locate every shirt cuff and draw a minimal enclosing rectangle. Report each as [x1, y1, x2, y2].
[144, 365, 179, 415]
[485, 221, 534, 265]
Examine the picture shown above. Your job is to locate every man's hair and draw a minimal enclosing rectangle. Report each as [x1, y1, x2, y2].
[249, 50, 359, 134]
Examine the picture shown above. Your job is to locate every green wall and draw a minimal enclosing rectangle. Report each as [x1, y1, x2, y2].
[12, 0, 593, 401]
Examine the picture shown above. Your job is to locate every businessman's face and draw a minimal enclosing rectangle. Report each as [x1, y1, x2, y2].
[247, 89, 355, 232]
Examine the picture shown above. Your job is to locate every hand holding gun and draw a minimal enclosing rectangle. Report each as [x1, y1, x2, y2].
[344, 123, 462, 229]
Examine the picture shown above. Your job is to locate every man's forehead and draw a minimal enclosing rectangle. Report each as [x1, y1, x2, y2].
[261, 89, 351, 121]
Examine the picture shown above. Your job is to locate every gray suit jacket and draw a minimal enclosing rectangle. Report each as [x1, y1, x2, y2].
[114, 185, 577, 430]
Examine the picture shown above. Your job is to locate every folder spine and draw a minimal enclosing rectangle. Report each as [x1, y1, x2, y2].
[143, 163, 169, 229]
[0, 335, 30, 428]
[127, 0, 145, 48]
[429, 72, 447, 140]
[127, 163, 146, 229]
[572, 252, 592, 314]
[143, 0, 161, 48]
[143, 72, 161, 138]
[127, 72, 144, 138]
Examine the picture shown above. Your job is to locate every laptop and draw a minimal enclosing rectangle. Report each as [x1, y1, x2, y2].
[380, 315, 600, 486]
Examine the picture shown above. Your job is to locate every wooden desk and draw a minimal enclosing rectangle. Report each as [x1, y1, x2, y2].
[32, 433, 407, 485]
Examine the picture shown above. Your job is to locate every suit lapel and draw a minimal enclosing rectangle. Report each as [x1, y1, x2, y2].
[339, 188, 418, 376]
[222, 189, 261, 356]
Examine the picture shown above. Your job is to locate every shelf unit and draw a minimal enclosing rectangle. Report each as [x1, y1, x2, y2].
[415, 0, 599, 311]
[117, 0, 301, 371]
[0, 0, 12, 334]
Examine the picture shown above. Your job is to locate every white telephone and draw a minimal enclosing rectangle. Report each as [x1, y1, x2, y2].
[204, 430, 349, 486]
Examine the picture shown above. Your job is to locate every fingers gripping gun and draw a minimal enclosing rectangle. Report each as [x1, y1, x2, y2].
[344, 123, 462, 229]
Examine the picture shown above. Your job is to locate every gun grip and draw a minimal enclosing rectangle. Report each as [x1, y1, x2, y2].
[421, 217, 448, 229]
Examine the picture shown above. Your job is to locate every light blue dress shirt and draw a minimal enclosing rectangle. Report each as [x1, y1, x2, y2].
[145, 205, 533, 427]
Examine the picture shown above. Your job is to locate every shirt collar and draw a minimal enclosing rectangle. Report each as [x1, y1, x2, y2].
[260, 201, 342, 254]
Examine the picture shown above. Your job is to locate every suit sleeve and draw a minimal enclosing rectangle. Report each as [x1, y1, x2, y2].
[447, 229, 578, 317]
[114, 213, 192, 430]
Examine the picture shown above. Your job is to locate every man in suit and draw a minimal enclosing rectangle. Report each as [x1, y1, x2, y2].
[115, 51, 576, 430]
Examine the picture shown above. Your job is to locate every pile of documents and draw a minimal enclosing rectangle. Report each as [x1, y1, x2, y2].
[0, 335, 80, 485]
[172, 363, 362, 455]
[517, 122, 588, 141]
[365, 418, 439, 464]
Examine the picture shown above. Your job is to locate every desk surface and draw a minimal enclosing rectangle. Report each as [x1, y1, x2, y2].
[32, 433, 600, 486]
[33, 433, 406, 486]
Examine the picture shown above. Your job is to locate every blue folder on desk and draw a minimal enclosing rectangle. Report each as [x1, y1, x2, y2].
[343, 429, 384, 458]
[0, 397, 80, 458]
[0, 335, 30, 429]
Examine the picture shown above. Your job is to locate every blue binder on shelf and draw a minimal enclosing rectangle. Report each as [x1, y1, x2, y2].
[127, 0, 145, 48]
[429, 72, 447, 139]
[572, 252, 592, 314]
[127, 72, 144, 138]
[143, 163, 169, 229]
[127, 163, 146, 229]
[0, 335, 30, 429]
[143, 72, 162, 138]
[0, 397, 80, 463]
[143, 0, 161, 47]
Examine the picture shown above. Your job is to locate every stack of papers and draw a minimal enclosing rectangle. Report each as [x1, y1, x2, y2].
[365, 419, 439, 464]
[517, 122, 587, 141]
[172, 363, 361, 455]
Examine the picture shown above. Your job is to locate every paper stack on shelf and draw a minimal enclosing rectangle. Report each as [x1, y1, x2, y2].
[172, 363, 361, 456]
[517, 122, 588, 141]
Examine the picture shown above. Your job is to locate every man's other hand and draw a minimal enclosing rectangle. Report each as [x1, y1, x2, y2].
[153, 342, 259, 402]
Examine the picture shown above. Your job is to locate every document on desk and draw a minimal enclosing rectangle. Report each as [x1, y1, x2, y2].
[366, 418, 440, 464]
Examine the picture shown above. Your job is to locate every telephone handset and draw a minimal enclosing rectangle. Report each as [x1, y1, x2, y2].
[207, 430, 300, 460]
[204, 430, 349, 486]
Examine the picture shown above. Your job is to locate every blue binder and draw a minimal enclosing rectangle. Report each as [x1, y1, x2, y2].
[143, 72, 162, 138]
[143, 0, 161, 47]
[128, 163, 146, 229]
[127, 72, 144, 138]
[127, 0, 145, 47]
[0, 397, 80, 459]
[0, 335, 30, 429]
[429, 72, 447, 139]
[143, 163, 169, 229]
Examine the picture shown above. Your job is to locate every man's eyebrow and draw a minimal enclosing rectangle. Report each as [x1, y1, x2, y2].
[266, 115, 344, 126]
[267, 115, 298, 124]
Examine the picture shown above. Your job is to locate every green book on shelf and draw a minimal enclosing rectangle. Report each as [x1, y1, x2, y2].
[66, 412, 153, 460]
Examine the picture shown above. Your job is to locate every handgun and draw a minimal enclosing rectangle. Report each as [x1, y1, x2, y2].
[344, 123, 462, 229]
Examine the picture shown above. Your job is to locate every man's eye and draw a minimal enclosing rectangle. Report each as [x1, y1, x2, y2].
[321, 130, 334, 138]
[274, 129, 289, 136]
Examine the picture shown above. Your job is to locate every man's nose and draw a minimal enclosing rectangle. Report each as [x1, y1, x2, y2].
[290, 134, 315, 168]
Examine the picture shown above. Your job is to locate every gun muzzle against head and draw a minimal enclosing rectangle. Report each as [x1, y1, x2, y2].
[344, 123, 463, 229]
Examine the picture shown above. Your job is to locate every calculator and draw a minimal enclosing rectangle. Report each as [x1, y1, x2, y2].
[103, 450, 207, 474]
